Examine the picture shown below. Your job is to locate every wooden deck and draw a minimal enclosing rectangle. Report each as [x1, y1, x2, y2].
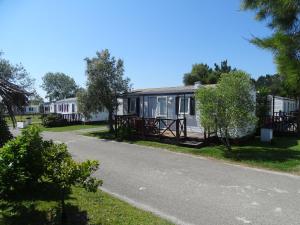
[114, 115, 216, 147]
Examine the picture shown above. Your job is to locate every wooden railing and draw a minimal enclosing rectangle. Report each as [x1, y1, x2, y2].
[261, 115, 298, 134]
[114, 115, 187, 140]
[61, 113, 82, 123]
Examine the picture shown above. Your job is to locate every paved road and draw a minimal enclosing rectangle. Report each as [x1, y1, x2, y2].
[12, 129, 300, 225]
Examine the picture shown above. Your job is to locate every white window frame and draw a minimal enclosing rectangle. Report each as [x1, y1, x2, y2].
[129, 98, 136, 114]
[157, 96, 167, 117]
[179, 97, 190, 114]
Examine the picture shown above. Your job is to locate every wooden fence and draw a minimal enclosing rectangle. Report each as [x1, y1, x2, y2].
[114, 115, 187, 141]
[261, 114, 298, 135]
[61, 113, 82, 123]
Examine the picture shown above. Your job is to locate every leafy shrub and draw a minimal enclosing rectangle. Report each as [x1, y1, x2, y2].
[117, 126, 135, 140]
[42, 113, 68, 127]
[0, 126, 101, 203]
[0, 116, 12, 147]
[0, 126, 48, 196]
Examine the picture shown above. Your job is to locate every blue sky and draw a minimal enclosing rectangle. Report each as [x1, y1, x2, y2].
[0, 0, 275, 98]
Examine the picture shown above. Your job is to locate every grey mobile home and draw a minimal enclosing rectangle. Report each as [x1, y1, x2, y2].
[118, 82, 256, 139]
[118, 83, 209, 135]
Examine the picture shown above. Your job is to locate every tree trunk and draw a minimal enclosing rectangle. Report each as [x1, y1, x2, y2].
[297, 98, 300, 136]
[61, 193, 67, 224]
[225, 128, 231, 151]
[108, 110, 114, 133]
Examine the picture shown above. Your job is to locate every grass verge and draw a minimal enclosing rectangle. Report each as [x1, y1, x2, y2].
[5, 114, 42, 125]
[86, 130, 300, 175]
[0, 186, 172, 225]
[40, 124, 107, 132]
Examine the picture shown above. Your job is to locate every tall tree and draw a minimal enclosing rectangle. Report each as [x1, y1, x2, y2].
[0, 79, 29, 123]
[77, 49, 130, 131]
[183, 63, 214, 85]
[42, 72, 79, 101]
[28, 91, 44, 105]
[213, 60, 235, 80]
[255, 73, 287, 96]
[0, 78, 29, 146]
[241, 1, 300, 99]
[0, 53, 30, 145]
[196, 71, 256, 150]
[183, 60, 235, 85]
[0, 52, 34, 92]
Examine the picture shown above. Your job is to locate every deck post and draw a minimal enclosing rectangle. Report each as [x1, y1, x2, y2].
[272, 95, 275, 126]
[142, 95, 145, 117]
[158, 118, 161, 139]
[142, 117, 145, 137]
[176, 119, 180, 141]
[184, 117, 187, 138]
[115, 116, 118, 138]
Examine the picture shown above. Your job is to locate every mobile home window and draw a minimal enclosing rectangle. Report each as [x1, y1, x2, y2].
[179, 97, 189, 114]
[129, 98, 136, 113]
[157, 97, 167, 116]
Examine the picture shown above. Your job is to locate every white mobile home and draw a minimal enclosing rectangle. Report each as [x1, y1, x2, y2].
[267, 95, 299, 116]
[23, 104, 41, 114]
[44, 97, 109, 122]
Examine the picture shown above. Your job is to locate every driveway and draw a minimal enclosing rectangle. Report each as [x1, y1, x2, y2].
[12, 129, 300, 225]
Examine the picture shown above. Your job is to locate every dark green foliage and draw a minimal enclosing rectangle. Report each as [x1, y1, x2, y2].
[183, 63, 214, 85]
[0, 79, 29, 126]
[42, 72, 79, 101]
[183, 60, 236, 85]
[0, 116, 12, 147]
[42, 113, 68, 127]
[0, 53, 31, 126]
[0, 52, 34, 91]
[0, 126, 101, 223]
[77, 49, 130, 132]
[242, 0, 300, 99]
[116, 126, 135, 140]
[0, 126, 48, 197]
[213, 60, 233, 80]
[256, 87, 270, 127]
[196, 71, 256, 150]
[255, 74, 287, 96]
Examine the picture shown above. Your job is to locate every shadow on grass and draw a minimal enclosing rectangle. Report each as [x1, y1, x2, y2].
[226, 137, 300, 164]
[0, 184, 88, 225]
[224, 138, 300, 164]
[0, 202, 88, 225]
[88, 131, 116, 140]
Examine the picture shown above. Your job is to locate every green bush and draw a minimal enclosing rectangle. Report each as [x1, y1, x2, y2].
[0, 126, 48, 197]
[0, 116, 12, 147]
[42, 113, 68, 127]
[0, 126, 101, 202]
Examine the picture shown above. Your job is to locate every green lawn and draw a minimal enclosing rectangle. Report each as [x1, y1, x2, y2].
[5, 114, 42, 125]
[87, 130, 300, 175]
[5, 114, 107, 132]
[40, 124, 107, 132]
[0, 187, 172, 225]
